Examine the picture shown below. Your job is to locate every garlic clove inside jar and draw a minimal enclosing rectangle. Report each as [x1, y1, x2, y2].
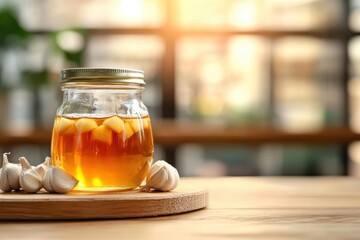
[124, 122, 135, 139]
[75, 118, 98, 133]
[91, 125, 113, 145]
[58, 118, 76, 134]
[129, 118, 150, 133]
[103, 116, 124, 134]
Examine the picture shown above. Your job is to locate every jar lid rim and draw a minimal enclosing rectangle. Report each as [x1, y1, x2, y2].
[61, 67, 145, 85]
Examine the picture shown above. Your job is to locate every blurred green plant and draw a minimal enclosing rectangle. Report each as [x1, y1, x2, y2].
[0, 6, 30, 90]
[50, 28, 86, 67]
[24, 29, 87, 87]
[0, 6, 30, 46]
[0, 5, 86, 88]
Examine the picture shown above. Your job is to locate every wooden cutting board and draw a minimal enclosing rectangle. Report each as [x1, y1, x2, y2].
[0, 185, 207, 220]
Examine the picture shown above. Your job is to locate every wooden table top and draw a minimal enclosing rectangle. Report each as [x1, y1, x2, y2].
[2, 177, 360, 239]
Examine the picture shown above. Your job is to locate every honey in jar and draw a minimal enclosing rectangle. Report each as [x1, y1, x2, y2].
[51, 68, 154, 191]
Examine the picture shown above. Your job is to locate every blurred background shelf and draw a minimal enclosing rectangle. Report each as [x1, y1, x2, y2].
[1, 124, 360, 146]
[31, 28, 355, 38]
[153, 123, 360, 146]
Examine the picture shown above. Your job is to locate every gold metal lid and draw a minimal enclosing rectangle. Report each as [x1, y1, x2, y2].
[61, 68, 145, 85]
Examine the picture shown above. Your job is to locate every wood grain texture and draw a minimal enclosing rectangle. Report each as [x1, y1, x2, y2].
[2, 177, 360, 240]
[0, 185, 207, 220]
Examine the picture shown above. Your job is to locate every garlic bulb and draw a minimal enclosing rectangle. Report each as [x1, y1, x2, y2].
[43, 161, 79, 193]
[34, 157, 50, 178]
[141, 160, 180, 192]
[19, 157, 42, 193]
[0, 153, 22, 192]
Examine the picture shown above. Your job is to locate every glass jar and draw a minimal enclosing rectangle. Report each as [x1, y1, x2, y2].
[51, 68, 154, 191]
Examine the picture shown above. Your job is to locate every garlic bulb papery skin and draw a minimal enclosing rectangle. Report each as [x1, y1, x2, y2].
[0, 153, 22, 192]
[19, 157, 42, 193]
[161, 163, 180, 191]
[34, 157, 50, 179]
[141, 160, 180, 192]
[43, 162, 79, 194]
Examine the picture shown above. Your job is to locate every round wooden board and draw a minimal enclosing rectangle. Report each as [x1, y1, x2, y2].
[0, 185, 207, 220]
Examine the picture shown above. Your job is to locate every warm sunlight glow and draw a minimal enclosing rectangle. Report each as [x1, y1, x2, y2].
[228, 1, 259, 29]
[116, 0, 143, 25]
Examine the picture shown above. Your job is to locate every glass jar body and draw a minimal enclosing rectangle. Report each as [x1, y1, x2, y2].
[51, 85, 154, 191]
